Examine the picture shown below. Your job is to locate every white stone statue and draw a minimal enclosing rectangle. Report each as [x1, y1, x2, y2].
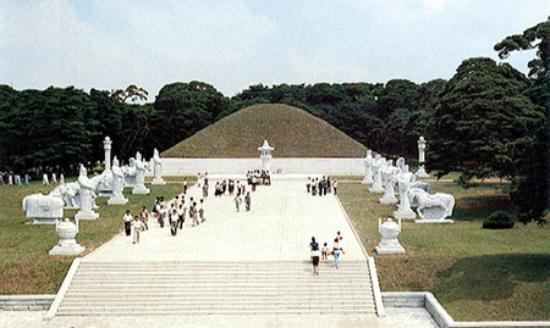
[108, 157, 128, 205]
[393, 173, 417, 220]
[362, 150, 374, 185]
[258, 140, 274, 171]
[408, 188, 455, 223]
[95, 136, 114, 196]
[22, 194, 64, 224]
[368, 155, 385, 193]
[122, 158, 137, 188]
[416, 136, 429, 178]
[375, 218, 405, 254]
[151, 148, 166, 185]
[75, 165, 100, 220]
[379, 167, 398, 205]
[49, 182, 81, 209]
[132, 152, 150, 195]
[49, 218, 85, 256]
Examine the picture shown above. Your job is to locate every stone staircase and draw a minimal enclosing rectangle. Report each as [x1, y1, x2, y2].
[55, 261, 377, 316]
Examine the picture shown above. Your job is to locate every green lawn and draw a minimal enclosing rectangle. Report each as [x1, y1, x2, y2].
[338, 180, 550, 321]
[0, 180, 189, 294]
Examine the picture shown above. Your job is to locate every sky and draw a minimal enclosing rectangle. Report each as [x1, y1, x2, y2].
[0, 0, 548, 98]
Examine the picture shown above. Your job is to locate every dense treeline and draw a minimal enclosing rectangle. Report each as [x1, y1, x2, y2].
[0, 17, 547, 220]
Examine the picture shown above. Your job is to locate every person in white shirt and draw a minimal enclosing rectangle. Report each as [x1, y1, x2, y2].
[170, 210, 179, 236]
[123, 210, 133, 236]
[131, 216, 144, 244]
[59, 173, 65, 185]
[177, 204, 185, 229]
[51, 173, 57, 185]
[42, 173, 49, 185]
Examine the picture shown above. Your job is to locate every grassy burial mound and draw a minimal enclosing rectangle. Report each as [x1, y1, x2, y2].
[162, 104, 367, 158]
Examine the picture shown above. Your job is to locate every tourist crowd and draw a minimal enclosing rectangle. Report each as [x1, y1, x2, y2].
[309, 231, 345, 275]
[305, 176, 338, 195]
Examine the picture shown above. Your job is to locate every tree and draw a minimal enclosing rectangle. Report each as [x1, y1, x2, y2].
[430, 58, 543, 182]
[494, 17, 549, 221]
[110, 84, 149, 104]
[152, 81, 229, 151]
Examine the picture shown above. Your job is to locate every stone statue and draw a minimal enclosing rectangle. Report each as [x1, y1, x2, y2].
[379, 167, 398, 205]
[132, 151, 150, 195]
[368, 155, 385, 193]
[22, 194, 65, 224]
[393, 173, 417, 220]
[258, 140, 274, 171]
[49, 182, 81, 209]
[122, 158, 137, 188]
[408, 188, 455, 223]
[416, 136, 429, 178]
[362, 150, 374, 185]
[151, 148, 166, 185]
[375, 218, 405, 254]
[108, 157, 128, 205]
[49, 218, 85, 256]
[75, 165, 100, 220]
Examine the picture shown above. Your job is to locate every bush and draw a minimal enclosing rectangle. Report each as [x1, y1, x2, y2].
[482, 211, 515, 229]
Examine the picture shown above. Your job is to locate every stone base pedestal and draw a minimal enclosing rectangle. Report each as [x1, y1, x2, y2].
[361, 176, 373, 185]
[49, 243, 85, 256]
[415, 219, 454, 224]
[393, 208, 417, 220]
[369, 184, 385, 193]
[132, 185, 150, 195]
[375, 243, 405, 254]
[107, 197, 128, 205]
[27, 217, 59, 225]
[151, 178, 166, 185]
[379, 195, 398, 205]
[75, 210, 99, 220]
[416, 165, 429, 178]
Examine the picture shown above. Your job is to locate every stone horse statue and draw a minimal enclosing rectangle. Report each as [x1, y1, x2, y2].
[22, 193, 65, 224]
[408, 188, 455, 221]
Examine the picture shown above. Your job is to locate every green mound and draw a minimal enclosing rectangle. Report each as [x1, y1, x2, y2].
[162, 104, 366, 158]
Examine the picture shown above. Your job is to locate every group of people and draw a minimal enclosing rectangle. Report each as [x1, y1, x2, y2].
[306, 176, 337, 196]
[122, 208, 149, 244]
[310, 231, 345, 274]
[0, 171, 65, 186]
[246, 169, 271, 190]
[213, 179, 246, 197]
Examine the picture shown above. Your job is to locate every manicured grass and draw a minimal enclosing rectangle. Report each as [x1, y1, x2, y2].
[0, 179, 190, 294]
[338, 180, 550, 321]
[162, 104, 366, 158]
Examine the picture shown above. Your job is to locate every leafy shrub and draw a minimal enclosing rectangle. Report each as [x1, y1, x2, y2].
[482, 211, 515, 229]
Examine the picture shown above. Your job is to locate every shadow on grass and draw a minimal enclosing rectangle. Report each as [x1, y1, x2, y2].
[434, 254, 550, 302]
[453, 194, 515, 222]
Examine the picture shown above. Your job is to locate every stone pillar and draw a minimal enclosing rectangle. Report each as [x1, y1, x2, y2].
[103, 136, 112, 171]
[362, 150, 374, 185]
[375, 218, 405, 254]
[416, 136, 429, 178]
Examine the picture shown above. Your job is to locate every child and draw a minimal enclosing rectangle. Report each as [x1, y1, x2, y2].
[322, 242, 330, 261]
[131, 216, 144, 244]
[234, 195, 242, 212]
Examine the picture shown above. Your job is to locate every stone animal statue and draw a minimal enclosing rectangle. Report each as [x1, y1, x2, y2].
[22, 194, 65, 224]
[408, 188, 455, 220]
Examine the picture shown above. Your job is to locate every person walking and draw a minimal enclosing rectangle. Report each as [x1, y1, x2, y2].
[245, 192, 251, 211]
[310, 237, 320, 275]
[202, 183, 208, 198]
[191, 202, 199, 227]
[333, 180, 338, 195]
[322, 242, 330, 261]
[306, 178, 311, 193]
[332, 237, 345, 269]
[42, 173, 49, 185]
[140, 206, 149, 230]
[182, 180, 188, 194]
[170, 209, 178, 236]
[177, 204, 185, 229]
[132, 216, 144, 244]
[234, 195, 242, 212]
[123, 210, 133, 236]
[199, 199, 206, 223]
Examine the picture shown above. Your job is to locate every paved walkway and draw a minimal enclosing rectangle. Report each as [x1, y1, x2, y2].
[85, 176, 365, 262]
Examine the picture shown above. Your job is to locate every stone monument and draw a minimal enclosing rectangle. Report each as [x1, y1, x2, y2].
[258, 140, 274, 172]
[49, 218, 85, 256]
[108, 157, 129, 205]
[362, 150, 374, 185]
[151, 148, 166, 185]
[75, 165, 100, 220]
[132, 152, 150, 195]
[96, 136, 114, 196]
[416, 136, 429, 178]
[375, 218, 405, 254]
[393, 173, 417, 220]
[408, 188, 455, 223]
[22, 194, 65, 224]
[122, 158, 137, 188]
[379, 168, 398, 205]
[368, 155, 385, 193]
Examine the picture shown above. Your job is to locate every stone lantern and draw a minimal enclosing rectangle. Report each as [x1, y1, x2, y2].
[416, 136, 429, 178]
[49, 218, 85, 256]
[375, 217, 405, 254]
[258, 140, 274, 171]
